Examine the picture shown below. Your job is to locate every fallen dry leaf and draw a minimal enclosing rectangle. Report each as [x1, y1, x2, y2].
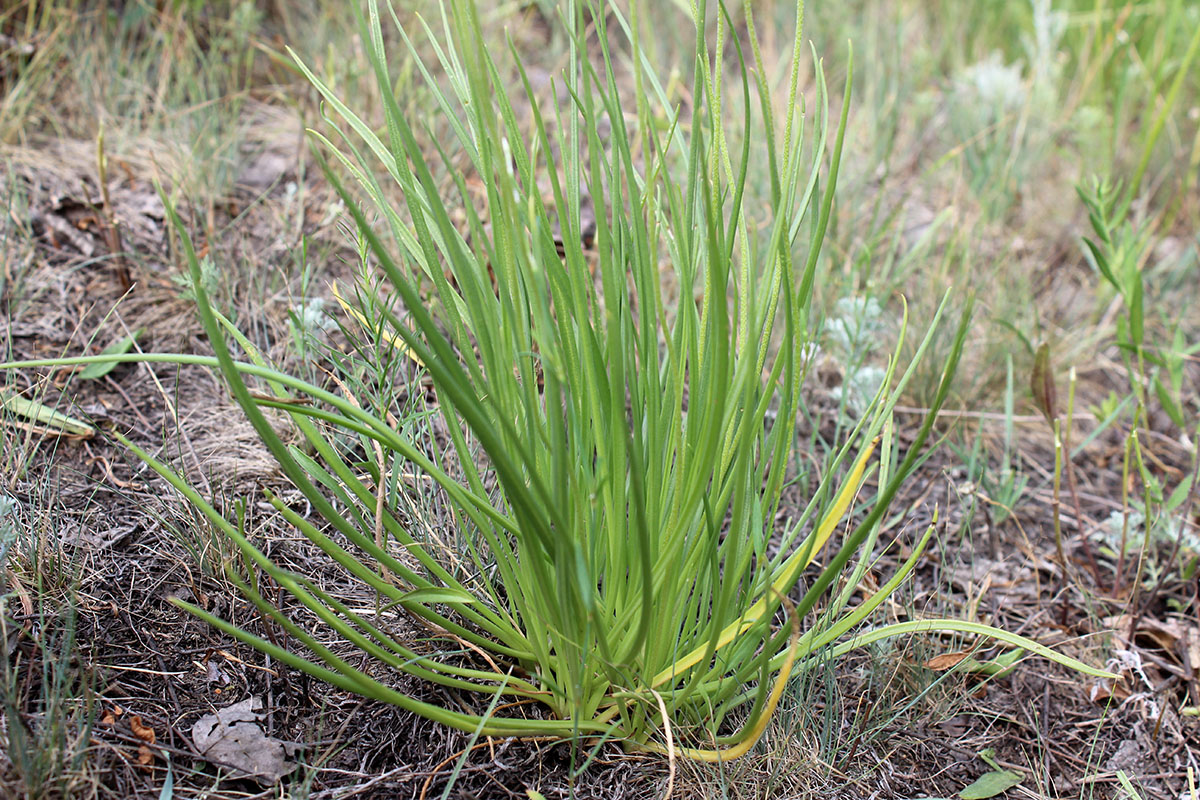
[924, 650, 972, 671]
[1089, 677, 1132, 704]
[1104, 614, 1200, 671]
[191, 697, 295, 782]
[137, 744, 154, 770]
[129, 715, 155, 745]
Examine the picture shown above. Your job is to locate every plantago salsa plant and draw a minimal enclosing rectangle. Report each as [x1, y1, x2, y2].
[1, 0, 1114, 760]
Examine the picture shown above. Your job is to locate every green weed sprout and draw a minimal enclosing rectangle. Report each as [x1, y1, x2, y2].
[0, 0, 1114, 760]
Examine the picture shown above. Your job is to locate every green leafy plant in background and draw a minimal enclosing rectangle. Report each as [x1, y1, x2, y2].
[1, 0, 1114, 761]
[1076, 171, 1200, 592]
[1055, 9, 1200, 597]
[1078, 176, 1199, 434]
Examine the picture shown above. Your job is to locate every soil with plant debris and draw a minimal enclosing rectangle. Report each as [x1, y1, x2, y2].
[3, 4, 1199, 800]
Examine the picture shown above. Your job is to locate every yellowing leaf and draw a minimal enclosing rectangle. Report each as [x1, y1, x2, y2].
[330, 280, 425, 368]
[0, 391, 96, 438]
[651, 436, 879, 689]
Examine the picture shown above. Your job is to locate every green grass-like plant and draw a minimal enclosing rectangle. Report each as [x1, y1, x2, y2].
[0, 0, 1114, 760]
